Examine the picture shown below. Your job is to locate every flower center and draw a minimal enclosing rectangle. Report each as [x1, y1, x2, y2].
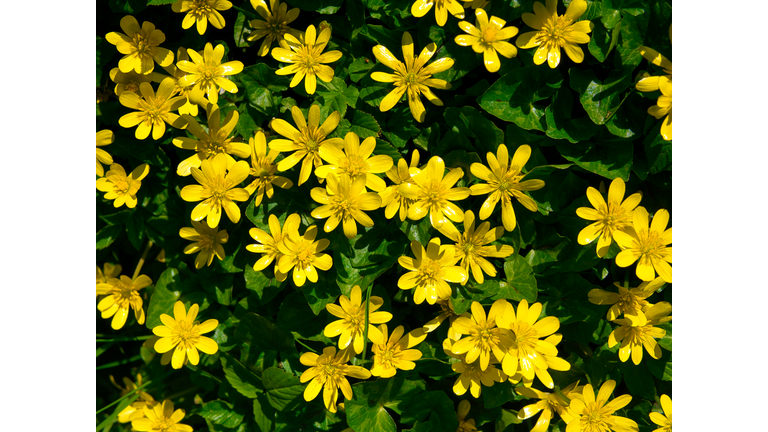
[116, 179, 131, 194]
[126, 82, 140, 93]
[113, 283, 139, 307]
[511, 322, 537, 349]
[419, 260, 444, 284]
[133, 34, 151, 55]
[295, 240, 315, 264]
[305, 139, 319, 152]
[482, 27, 498, 43]
[404, 72, 418, 86]
[542, 15, 572, 46]
[422, 180, 446, 207]
[639, 230, 666, 257]
[192, 0, 213, 15]
[341, 155, 367, 178]
[174, 320, 200, 348]
[198, 234, 215, 249]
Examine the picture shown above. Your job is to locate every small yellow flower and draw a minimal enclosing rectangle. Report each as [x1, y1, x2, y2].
[456, 400, 478, 432]
[445, 210, 515, 284]
[245, 131, 293, 204]
[379, 150, 421, 221]
[172, 0, 232, 35]
[444, 338, 507, 398]
[159, 47, 200, 116]
[398, 155, 471, 237]
[97, 275, 152, 330]
[324, 285, 393, 354]
[517, 381, 584, 432]
[576, 178, 642, 258]
[455, 8, 518, 73]
[272, 24, 342, 94]
[372, 32, 454, 122]
[179, 221, 229, 269]
[177, 43, 244, 104]
[649, 394, 672, 432]
[515, 0, 593, 68]
[180, 153, 251, 228]
[112, 374, 157, 423]
[613, 207, 672, 283]
[109, 67, 162, 97]
[300, 346, 372, 413]
[637, 42, 672, 141]
[153, 301, 219, 369]
[96, 163, 150, 208]
[315, 132, 394, 192]
[450, 300, 514, 371]
[96, 130, 115, 177]
[173, 102, 250, 177]
[246, 213, 301, 281]
[565, 380, 638, 432]
[248, 0, 302, 56]
[398, 237, 468, 305]
[106, 16, 174, 74]
[132, 400, 193, 432]
[588, 277, 664, 321]
[470, 144, 544, 232]
[277, 224, 333, 286]
[118, 78, 187, 140]
[310, 173, 382, 239]
[370, 324, 426, 378]
[268, 104, 344, 185]
[608, 302, 671, 365]
[411, 0, 465, 27]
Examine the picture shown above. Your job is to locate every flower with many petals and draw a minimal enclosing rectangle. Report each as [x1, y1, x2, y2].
[455, 9, 518, 72]
[97, 275, 152, 330]
[470, 144, 544, 232]
[159, 47, 200, 116]
[411, 0, 465, 27]
[118, 78, 187, 140]
[517, 381, 584, 432]
[444, 338, 507, 398]
[132, 400, 193, 432]
[246, 213, 301, 281]
[172, 0, 232, 35]
[109, 67, 163, 97]
[315, 132, 393, 192]
[272, 24, 342, 94]
[248, 0, 302, 56]
[398, 238, 468, 305]
[608, 302, 671, 365]
[515, 0, 593, 68]
[106, 16, 174, 74]
[650, 394, 672, 432]
[451, 300, 514, 371]
[277, 224, 333, 286]
[372, 32, 454, 122]
[370, 324, 425, 378]
[180, 153, 251, 228]
[179, 221, 228, 269]
[245, 131, 293, 204]
[445, 210, 514, 284]
[310, 174, 382, 239]
[456, 400, 478, 432]
[588, 277, 664, 320]
[576, 178, 642, 258]
[565, 380, 638, 432]
[637, 41, 672, 141]
[379, 150, 420, 221]
[97, 163, 150, 208]
[96, 130, 115, 177]
[177, 43, 244, 104]
[613, 207, 672, 283]
[324, 285, 393, 354]
[300, 346, 371, 413]
[153, 301, 219, 369]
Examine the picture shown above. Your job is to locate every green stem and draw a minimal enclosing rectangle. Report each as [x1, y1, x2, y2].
[418, 358, 451, 365]
[295, 338, 317, 353]
[361, 285, 372, 363]
[231, 4, 258, 19]
[164, 386, 200, 402]
[132, 240, 153, 280]
[96, 335, 152, 343]
[96, 379, 152, 414]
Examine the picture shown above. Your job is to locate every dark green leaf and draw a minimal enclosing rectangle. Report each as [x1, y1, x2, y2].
[554, 139, 633, 181]
[643, 126, 671, 173]
[569, 68, 633, 125]
[198, 400, 245, 428]
[619, 361, 657, 401]
[303, 281, 339, 315]
[482, 381, 517, 409]
[253, 393, 276, 432]
[244, 265, 287, 305]
[96, 224, 123, 250]
[616, 13, 644, 66]
[545, 89, 601, 143]
[233, 12, 254, 48]
[235, 313, 296, 353]
[221, 353, 263, 399]
[494, 254, 537, 302]
[349, 57, 376, 83]
[261, 367, 304, 411]
[348, 110, 381, 139]
[125, 212, 145, 251]
[400, 391, 458, 432]
[147, 0, 175, 4]
[443, 107, 504, 155]
[146, 268, 181, 328]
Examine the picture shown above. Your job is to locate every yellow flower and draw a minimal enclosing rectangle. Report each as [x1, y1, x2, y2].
[517, 381, 584, 432]
[588, 277, 664, 321]
[444, 339, 507, 398]
[450, 300, 514, 371]
[565, 380, 638, 432]
[272, 24, 342, 94]
[470, 144, 544, 232]
[159, 48, 200, 116]
[315, 132, 394, 192]
[97, 275, 152, 330]
[96, 163, 150, 208]
[371, 32, 454, 122]
[112, 374, 157, 423]
[177, 43, 244, 104]
[649, 394, 672, 432]
[515, 0, 593, 68]
[180, 153, 251, 228]
[576, 178, 642, 258]
[118, 77, 187, 140]
[398, 155, 470, 237]
[96, 130, 115, 177]
[172, 0, 232, 35]
[456, 400, 478, 432]
[97, 262, 122, 289]
[370, 324, 426, 378]
[179, 221, 229, 269]
[411, 0, 465, 27]
[132, 400, 193, 432]
[248, 0, 302, 56]
[109, 67, 163, 97]
[398, 237, 468, 305]
[310, 174, 382, 239]
[636, 43, 672, 141]
[106, 16, 174, 74]
[324, 285, 393, 354]
[498, 299, 570, 389]
[608, 302, 671, 365]
[380, 150, 421, 221]
[613, 207, 672, 283]
[246, 213, 301, 281]
[455, 8, 518, 73]
[268, 104, 344, 185]
[277, 224, 333, 286]
[445, 210, 515, 284]
[245, 131, 293, 204]
[300, 346, 371, 413]
[173, 102, 250, 177]
[422, 297, 467, 341]
[153, 301, 219, 369]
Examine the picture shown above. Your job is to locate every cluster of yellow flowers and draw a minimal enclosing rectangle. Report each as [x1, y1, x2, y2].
[110, 374, 193, 432]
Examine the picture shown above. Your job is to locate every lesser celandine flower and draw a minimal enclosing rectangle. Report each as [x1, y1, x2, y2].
[565, 380, 638, 432]
[97, 262, 122, 288]
[517, 381, 584, 432]
[153, 301, 219, 369]
[245, 131, 293, 204]
[119, 78, 187, 140]
[112, 374, 156, 423]
[613, 207, 672, 283]
[172, 0, 232, 35]
[272, 24, 342, 94]
[588, 277, 664, 321]
[106, 15, 174, 74]
[444, 339, 507, 398]
[456, 400, 478, 432]
[637, 41, 672, 141]
[160, 47, 200, 116]
[248, 0, 302, 56]
[311, 174, 382, 239]
[515, 0, 593, 68]
[180, 153, 251, 228]
[247, 213, 301, 281]
[370, 324, 426, 378]
[177, 43, 244, 104]
[455, 9, 518, 73]
[380, 150, 420, 221]
[315, 132, 394, 192]
[96, 130, 115, 177]
[277, 224, 333, 286]
[445, 210, 515, 284]
[470, 144, 544, 232]
[97, 275, 152, 330]
[451, 300, 514, 371]
[398, 238, 468, 305]
[269, 105, 344, 185]
[179, 221, 228, 269]
[132, 400, 193, 432]
[324, 285, 393, 354]
[372, 32, 454, 122]
[650, 395, 672, 432]
[608, 302, 671, 365]
[109, 67, 161, 97]
[411, 0, 465, 27]
[97, 163, 150, 208]
[576, 178, 642, 258]
[300, 346, 371, 413]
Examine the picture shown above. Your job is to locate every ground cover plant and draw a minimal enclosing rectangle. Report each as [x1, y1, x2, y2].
[96, 0, 672, 431]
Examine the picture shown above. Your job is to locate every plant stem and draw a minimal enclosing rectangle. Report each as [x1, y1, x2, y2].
[132, 240, 153, 280]
[96, 335, 153, 343]
[231, 4, 258, 19]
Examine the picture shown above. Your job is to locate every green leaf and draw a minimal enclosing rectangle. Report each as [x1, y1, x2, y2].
[238, 63, 290, 93]
[147, 0, 175, 4]
[302, 281, 339, 315]
[399, 391, 458, 432]
[96, 224, 123, 250]
[346, 377, 426, 432]
[96, 36, 115, 87]
[588, 19, 621, 62]
[616, 13, 644, 67]
[221, 353, 263, 398]
[482, 381, 516, 409]
[336, 227, 407, 291]
[146, 268, 181, 328]
[347, 110, 381, 139]
[235, 313, 296, 354]
[349, 57, 376, 83]
[359, 83, 392, 108]
[494, 254, 537, 302]
[537, 273, 603, 325]
[443, 107, 504, 155]
[244, 265, 287, 305]
[643, 126, 671, 174]
[198, 400, 245, 428]
[261, 367, 304, 411]
[233, 12, 254, 48]
[253, 393, 276, 432]
[545, 89, 601, 143]
[554, 138, 633, 181]
[568, 68, 633, 126]
[125, 212, 145, 251]
[619, 361, 657, 401]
